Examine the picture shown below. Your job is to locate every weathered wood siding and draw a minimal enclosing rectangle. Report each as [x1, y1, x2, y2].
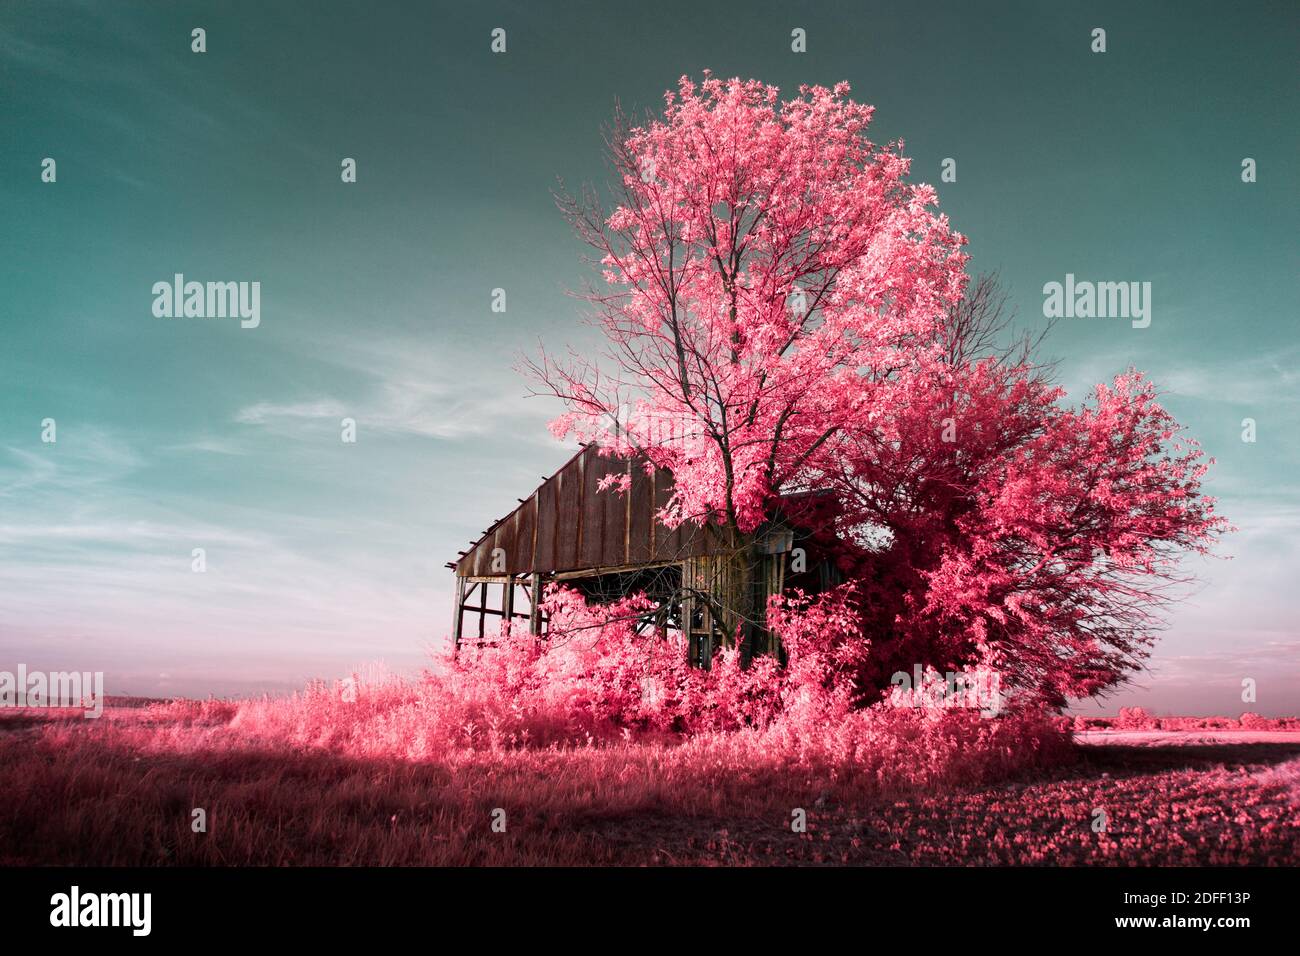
[455, 444, 728, 578]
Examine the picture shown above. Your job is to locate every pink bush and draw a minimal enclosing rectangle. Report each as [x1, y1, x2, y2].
[145, 697, 240, 727]
[445, 583, 874, 740]
[199, 584, 1071, 799]
[1116, 706, 1152, 730]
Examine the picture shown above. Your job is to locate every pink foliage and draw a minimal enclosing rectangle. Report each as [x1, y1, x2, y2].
[145, 697, 241, 727]
[893, 371, 1226, 703]
[447, 585, 826, 738]
[528, 73, 1227, 708]
[4, 702, 1292, 864]
[529, 72, 968, 533]
[172, 582, 1069, 798]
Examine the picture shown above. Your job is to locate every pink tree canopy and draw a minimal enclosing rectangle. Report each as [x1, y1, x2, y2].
[529, 73, 968, 533]
[530, 74, 1227, 705]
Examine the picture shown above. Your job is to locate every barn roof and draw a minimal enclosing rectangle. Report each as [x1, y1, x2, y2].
[448, 443, 732, 579]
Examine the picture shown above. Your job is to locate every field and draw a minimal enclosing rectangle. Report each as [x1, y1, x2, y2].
[1, 702, 1297, 866]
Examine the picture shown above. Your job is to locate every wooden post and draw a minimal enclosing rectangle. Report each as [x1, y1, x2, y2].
[682, 559, 698, 667]
[528, 572, 543, 639]
[478, 583, 486, 650]
[451, 577, 465, 658]
[503, 576, 515, 634]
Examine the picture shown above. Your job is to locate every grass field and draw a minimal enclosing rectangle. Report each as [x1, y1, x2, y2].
[2, 706, 1296, 866]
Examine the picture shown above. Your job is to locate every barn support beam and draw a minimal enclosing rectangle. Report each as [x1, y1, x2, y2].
[528, 572, 543, 639]
[451, 577, 464, 658]
[454, 577, 543, 657]
[477, 584, 486, 649]
[452, 578, 477, 658]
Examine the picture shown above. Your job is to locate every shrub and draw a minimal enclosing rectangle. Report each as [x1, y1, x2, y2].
[193, 583, 1071, 798]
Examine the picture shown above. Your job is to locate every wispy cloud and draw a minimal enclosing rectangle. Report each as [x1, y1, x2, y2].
[0, 426, 143, 499]
[1160, 347, 1300, 406]
[164, 437, 249, 456]
[1056, 344, 1300, 408]
[233, 332, 564, 443]
[1154, 640, 1300, 688]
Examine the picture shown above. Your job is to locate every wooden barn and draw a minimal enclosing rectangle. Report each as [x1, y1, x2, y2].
[446, 443, 845, 667]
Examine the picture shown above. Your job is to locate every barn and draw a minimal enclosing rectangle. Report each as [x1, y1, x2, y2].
[446, 443, 845, 667]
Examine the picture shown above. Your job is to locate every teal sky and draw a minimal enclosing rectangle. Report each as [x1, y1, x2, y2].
[2, 0, 1296, 713]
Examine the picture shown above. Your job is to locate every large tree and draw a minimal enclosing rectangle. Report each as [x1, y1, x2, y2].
[822, 276, 1226, 704]
[528, 73, 967, 533]
[530, 74, 1225, 705]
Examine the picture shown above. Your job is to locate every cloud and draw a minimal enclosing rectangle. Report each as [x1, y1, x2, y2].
[0, 498, 442, 696]
[0, 426, 143, 499]
[164, 437, 249, 456]
[1160, 348, 1300, 407]
[1056, 344, 1300, 409]
[0, 521, 265, 548]
[233, 390, 533, 440]
[1152, 640, 1300, 687]
[235, 399, 349, 427]
[232, 332, 565, 443]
